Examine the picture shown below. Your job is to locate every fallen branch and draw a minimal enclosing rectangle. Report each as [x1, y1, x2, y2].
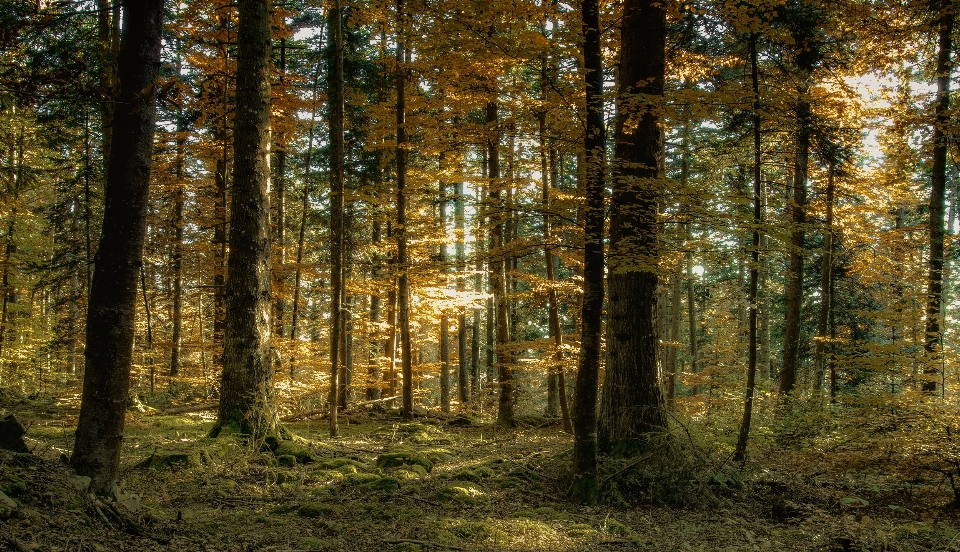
[147, 402, 218, 416]
[383, 539, 463, 550]
[599, 452, 655, 490]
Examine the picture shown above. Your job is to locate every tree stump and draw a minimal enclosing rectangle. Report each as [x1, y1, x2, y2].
[0, 413, 29, 453]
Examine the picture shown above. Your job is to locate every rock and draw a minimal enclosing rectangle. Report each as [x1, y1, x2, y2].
[71, 476, 91, 492]
[0, 489, 18, 518]
[0, 412, 29, 453]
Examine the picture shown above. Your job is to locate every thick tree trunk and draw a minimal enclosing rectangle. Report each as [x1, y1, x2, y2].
[328, 0, 346, 434]
[569, 0, 605, 504]
[214, 0, 276, 437]
[598, 0, 668, 454]
[924, 2, 952, 394]
[734, 33, 762, 462]
[71, 0, 164, 494]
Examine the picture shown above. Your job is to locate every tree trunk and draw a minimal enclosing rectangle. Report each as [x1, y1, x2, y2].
[487, 100, 514, 427]
[734, 32, 762, 462]
[455, 180, 469, 405]
[569, 0, 604, 504]
[598, 0, 669, 454]
[169, 123, 186, 377]
[273, 38, 288, 339]
[71, 0, 164, 494]
[813, 161, 836, 395]
[397, 0, 414, 419]
[368, 220, 383, 400]
[328, 0, 346, 434]
[924, 1, 952, 394]
[213, 0, 276, 438]
[439, 163, 451, 413]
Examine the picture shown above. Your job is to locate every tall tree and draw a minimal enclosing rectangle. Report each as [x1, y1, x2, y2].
[396, 0, 414, 419]
[734, 31, 763, 462]
[924, 0, 953, 394]
[212, 0, 276, 437]
[71, 0, 165, 494]
[569, 0, 605, 504]
[329, 0, 347, 434]
[597, 0, 669, 454]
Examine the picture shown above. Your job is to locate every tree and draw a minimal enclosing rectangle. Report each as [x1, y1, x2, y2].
[71, 0, 165, 494]
[597, 0, 669, 454]
[923, 0, 952, 394]
[212, 0, 276, 437]
[569, 0, 605, 505]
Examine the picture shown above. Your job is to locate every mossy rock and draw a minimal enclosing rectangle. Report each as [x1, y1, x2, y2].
[395, 464, 428, 480]
[316, 457, 364, 470]
[273, 442, 317, 464]
[604, 518, 633, 537]
[567, 523, 598, 537]
[277, 454, 297, 467]
[298, 502, 342, 518]
[307, 469, 344, 484]
[267, 469, 295, 485]
[270, 504, 297, 515]
[377, 451, 433, 472]
[148, 451, 203, 470]
[340, 472, 400, 491]
[452, 466, 494, 483]
[208, 478, 239, 496]
[447, 415, 476, 427]
[2, 476, 27, 498]
[437, 482, 485, 504]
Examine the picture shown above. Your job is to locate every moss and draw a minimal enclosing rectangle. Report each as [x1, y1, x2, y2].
[297, 537, 328, 549]
[316, 457, 364, 470]
[395, 464, 428, 480]
[298, 502, 341, 518]
[515, 506, 571, 522]
[307, 469, 344, 484]
[273, 442, 317, 464]
[376, 451, 433, 472]
[148, 451, 202, 470]
[437, 482, 486, 504]
[277, 455, 297, 467]
[443, 519, 503, 541]
[496, 476, 522, 489]
[344, 472, 382, 486]
[567, 523, 598, 537]
[452, 467, 493, 482]
[267, 470, 295, 485]
[604, 518, 633, 537]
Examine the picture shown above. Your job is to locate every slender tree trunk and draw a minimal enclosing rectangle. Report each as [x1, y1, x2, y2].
[455, 180, 469, 404]
[212, 13, 232, 373]
[734, 32, 762, 462]
[328, 0, 346, 434]
[439, 161, 451, 413]
[274, 38, 287, 339]
[140, 265, 155, 392]
[569, 0, 605, 504]
[169, 123, 186, 377]
[667, 275, 680, 408]
[368, 220, 383, 399]
[924, 1, 952, 394]
[487, 100, 514, 426]
[214, 0, 276, 438]
[396, 0, 414, 419]
[814, 162, 836, 395]
[72, 0, 164, 494]
[598, 0, 669, 454]
[289, 54, 322, 375]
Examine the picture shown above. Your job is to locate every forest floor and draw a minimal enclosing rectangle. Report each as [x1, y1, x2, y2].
[1, 390, 959, 552]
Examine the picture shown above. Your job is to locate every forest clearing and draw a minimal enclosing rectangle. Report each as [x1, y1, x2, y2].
[7, 0, 960, 549]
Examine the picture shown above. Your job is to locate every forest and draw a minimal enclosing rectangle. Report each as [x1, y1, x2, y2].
[2, 0, 960, 549]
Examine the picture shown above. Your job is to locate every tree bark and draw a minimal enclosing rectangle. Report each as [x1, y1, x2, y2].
[71, 0, 164, 494]
[734, 32, 762, 462]
[169, 122, 186, 377]
[213, 0, 276, 437]
[397, 0, 414, 419]
[487, 101, 514, 426]
[924, 0, 952, 394]
[598, 0, 669, 455]
[329, 0, 346, 434]
[569, 0, 604, 504]
[813, 161, 836, 395]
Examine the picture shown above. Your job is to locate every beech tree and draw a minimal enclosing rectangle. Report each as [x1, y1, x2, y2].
[71, 0, 165, 494]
